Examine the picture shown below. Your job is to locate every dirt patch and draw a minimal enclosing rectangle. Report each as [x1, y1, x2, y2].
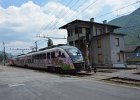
[103, 77, 140, 87]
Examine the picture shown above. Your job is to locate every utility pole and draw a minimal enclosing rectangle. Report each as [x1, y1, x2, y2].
[3, 42, 6, 66]
[35, 41, 38, 51]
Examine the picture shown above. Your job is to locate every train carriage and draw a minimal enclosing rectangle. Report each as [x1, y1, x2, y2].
[13, 45, 84, 72]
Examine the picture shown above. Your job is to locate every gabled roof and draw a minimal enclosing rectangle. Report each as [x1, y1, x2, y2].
[124, 45, 140, 52]
[59, 19, 121, 29]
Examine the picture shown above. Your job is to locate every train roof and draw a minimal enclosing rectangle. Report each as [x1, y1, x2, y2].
[38, 44, 67, 51]
[15, 45, 77, 57]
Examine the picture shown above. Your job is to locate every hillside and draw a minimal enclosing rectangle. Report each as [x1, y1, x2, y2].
[109, 7, 140, 46]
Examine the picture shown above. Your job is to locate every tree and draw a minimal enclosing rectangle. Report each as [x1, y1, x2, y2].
[48, 38, 53, 47]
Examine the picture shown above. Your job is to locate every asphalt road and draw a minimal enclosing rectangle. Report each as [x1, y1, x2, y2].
[0, 65, 140, 100]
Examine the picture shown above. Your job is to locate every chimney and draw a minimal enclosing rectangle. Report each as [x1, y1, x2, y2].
[103, 20, 107, 24]
[90, 18, 94, 22]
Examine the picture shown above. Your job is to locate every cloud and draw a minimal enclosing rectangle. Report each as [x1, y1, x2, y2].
[76, 0, 138, 21]
[103, 0, 138, 16]
[0, 1, 71, 51]
[0, 0, 138, 53]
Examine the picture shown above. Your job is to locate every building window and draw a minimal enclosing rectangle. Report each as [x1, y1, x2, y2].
[97, 39, 101, 48]
[86, 28, 90, 42]
[98, 54, 103, 63]
[68, 29, 72, 37]
[96, 28, 103, 35]
[115, 38, 119, 46]
[75, 27, 82, 34]
[117, 53, 120, 62]
[86, 28, 90, 34]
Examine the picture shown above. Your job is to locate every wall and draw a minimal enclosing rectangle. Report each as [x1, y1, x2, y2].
[110, 34, 125, 64]
[90, 35, 111, 65]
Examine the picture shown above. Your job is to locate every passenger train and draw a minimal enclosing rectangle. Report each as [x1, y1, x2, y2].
[11, 45, 85, 72]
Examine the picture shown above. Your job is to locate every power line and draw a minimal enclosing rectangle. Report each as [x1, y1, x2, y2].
[76, 0, 99, 17]
[47, 0, 88, 31]
[105, 10, 134, 21]
[36, 0, 140, 47]
[43, 0, 99, 35]
[37, 0, 75, 36]
[36, 0, 67, 36]
[53, 0, 99, 29]
[43, 0, 76, 29]
[50, 0, 139, 35]
[95, 1, 140, 19]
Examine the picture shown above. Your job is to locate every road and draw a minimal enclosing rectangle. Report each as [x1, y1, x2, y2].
[0, 65, 140, 100]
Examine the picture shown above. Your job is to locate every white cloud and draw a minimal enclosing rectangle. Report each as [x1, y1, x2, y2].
[104, 0, 138, 16]
[7, 41, 27, 47]
[75, 0, 138, 21]
[0, 1, 72, 52]
[0, 0, 139, 54]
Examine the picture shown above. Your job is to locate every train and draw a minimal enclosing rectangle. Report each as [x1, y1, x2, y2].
[10, 45, 85, 72]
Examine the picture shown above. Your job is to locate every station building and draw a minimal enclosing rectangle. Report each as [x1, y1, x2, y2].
[59, 18, 126, 67]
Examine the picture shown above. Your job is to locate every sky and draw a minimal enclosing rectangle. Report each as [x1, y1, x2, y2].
[0, 0, 139, 55]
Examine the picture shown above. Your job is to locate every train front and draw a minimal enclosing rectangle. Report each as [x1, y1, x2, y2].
[63, 46, 84, 71]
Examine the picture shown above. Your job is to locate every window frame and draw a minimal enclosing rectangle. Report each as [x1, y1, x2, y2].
[98, 53, 103, 63]
[51, 52, 56, 58]
[75, 27, 82, 34]
[117, 53, 121, 62]
[115, 38, 119, 46]
[97, 39, 101, 48]
[47, 52, 50, 59]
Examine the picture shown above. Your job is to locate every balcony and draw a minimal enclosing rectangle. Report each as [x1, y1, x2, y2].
[67, 33, 86, 42]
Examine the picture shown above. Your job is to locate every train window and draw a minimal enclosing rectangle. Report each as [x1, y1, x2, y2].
[28, 59, 31, 63]
[43, 53, 46, 59]
[40, 54, 43, 59]
[61, 53, 66, 58]
[34, 55, 36, 59]
[32, 55, 34, 59]
[37, 55, 39, 59]
[59, 51, 61, 57]
[51, 52, 55, 58]
[32, 59, 34, 63]
[47, 53, 50, 59]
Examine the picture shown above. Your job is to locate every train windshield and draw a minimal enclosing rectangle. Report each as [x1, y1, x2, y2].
[61, 46, 84, 62]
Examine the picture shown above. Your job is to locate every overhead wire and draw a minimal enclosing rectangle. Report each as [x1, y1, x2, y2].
[36, 0, 140, 48]
[37, 0, 75, 36]
[46, 0, 139, 35]
[95, 1, 140, 19]
[44, 0, 99, 36]
[45, 0, 79, 31]
[36, 0, 74, 37]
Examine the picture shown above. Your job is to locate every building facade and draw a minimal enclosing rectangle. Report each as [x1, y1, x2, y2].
[60, 18, 126, 67]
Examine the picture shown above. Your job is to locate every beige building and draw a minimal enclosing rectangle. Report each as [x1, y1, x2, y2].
[60, 18, 126, 67]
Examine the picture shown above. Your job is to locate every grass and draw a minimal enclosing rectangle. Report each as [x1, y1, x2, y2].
[127, 58, 140, 62]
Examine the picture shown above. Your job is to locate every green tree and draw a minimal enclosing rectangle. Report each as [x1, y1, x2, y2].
[48, 38, 53, 47]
